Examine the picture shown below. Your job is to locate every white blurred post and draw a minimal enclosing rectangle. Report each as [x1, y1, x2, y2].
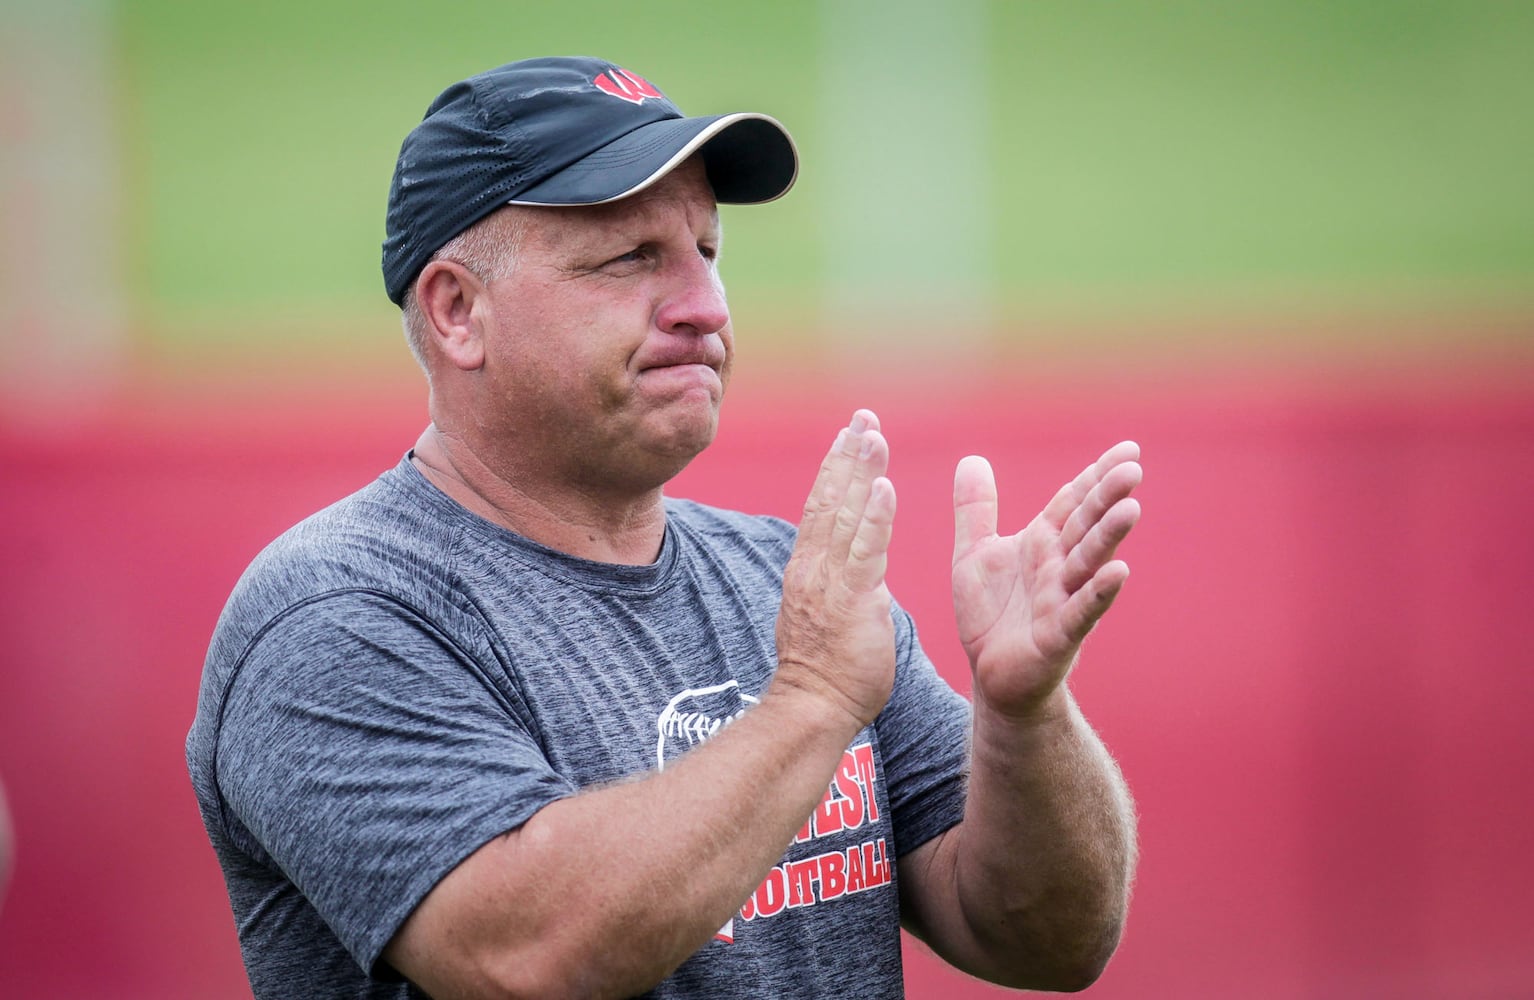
[0, 0, 126, 424]
[818, 0, 994, 351]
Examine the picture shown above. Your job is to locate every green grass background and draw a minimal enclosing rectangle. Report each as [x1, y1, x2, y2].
[119, 0, 1534, 362]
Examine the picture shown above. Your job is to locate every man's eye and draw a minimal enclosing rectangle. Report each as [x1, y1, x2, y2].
[608, 247, 651, 266]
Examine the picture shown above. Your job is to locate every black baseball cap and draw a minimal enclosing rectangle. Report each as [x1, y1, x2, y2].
[382, 55, 799, 305]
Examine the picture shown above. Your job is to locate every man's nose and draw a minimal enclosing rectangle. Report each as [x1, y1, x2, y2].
[654, 252, 730, 337]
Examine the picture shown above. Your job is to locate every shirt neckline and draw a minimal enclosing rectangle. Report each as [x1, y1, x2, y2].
[387, 454, 681, 595]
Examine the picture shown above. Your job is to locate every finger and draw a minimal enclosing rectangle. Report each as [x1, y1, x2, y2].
[1059, 460, 1143, 553]
[953, 455, 999, 561]
[799, 410, 880, 548]
[844, 476, 896, 592]
[1040, 441, 1141, 529]
[1062, 496, 1141, 593]
[830, 428, 890, 564]
[1060, 559, 1131, 643]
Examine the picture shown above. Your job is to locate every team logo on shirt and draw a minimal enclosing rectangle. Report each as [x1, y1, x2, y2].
[656, 681, 758, 772]
[655, 683, 892, 945]
[736, 742, 893, 931]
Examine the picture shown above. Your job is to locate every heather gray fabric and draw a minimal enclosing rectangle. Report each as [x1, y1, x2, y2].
[187, 456, 972, 999]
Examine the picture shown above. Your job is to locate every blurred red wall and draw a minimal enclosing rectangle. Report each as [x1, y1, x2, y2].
[1, 358, 1531, 998]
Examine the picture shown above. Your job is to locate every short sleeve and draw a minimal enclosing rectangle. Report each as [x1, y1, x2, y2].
[212, 590, 577, 975]
[874, 604, 972, 858]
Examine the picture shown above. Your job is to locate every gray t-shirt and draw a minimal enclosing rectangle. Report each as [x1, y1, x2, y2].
[187, 457, 972, 998]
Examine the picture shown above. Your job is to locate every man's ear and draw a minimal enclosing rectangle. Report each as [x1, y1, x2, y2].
[416, 260, 488, 372]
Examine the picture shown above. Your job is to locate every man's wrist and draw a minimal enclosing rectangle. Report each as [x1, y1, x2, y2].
[761, 668, 875, 745]
[971, 685, 1077, 747]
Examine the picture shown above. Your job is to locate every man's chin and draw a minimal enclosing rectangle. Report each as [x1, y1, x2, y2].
[636, 409, 720, 477]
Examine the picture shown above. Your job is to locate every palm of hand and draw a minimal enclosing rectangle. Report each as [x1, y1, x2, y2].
[951, 445, 1143, 717]
[954, 514, 1080, 712]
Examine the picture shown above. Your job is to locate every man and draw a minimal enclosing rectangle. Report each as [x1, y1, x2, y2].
[188, 56, 1142, 999]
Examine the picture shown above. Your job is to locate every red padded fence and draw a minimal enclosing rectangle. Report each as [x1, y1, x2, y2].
[1, 358, 1530, 998]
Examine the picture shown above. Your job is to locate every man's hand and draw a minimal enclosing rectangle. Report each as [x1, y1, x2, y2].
[952, 442, 1142, 717]
[774, 409, 898, 730]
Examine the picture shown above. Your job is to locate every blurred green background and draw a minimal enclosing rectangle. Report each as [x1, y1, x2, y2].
[5, 0, 1533, 379]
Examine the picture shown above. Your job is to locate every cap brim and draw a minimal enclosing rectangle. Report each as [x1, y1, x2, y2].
[506, 112, 798, 207]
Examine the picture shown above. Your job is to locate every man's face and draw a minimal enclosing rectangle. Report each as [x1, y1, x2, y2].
[474, 158, 733, 493]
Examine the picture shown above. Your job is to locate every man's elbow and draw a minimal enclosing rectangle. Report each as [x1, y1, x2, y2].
[474, 951, 597, 1000]
[456, 928, 697, 1000]
[399, 945, 617, 1000]
[1025, 941, 1118, 993]
[982, 912, 1126, 993]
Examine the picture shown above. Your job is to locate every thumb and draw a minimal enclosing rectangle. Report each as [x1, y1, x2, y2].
[953, 455, 998, 562]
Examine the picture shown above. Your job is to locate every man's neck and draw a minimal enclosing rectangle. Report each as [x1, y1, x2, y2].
[409, 424, 669, 566]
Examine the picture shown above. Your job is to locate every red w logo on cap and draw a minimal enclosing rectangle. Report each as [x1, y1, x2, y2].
[593, 68, 663, 105]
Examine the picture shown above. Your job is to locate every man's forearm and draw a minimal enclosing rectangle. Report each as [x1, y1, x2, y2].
[386, 680, 866, 999]
[904, 687, 1135, 992]
[966, 689, 1135, 986]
